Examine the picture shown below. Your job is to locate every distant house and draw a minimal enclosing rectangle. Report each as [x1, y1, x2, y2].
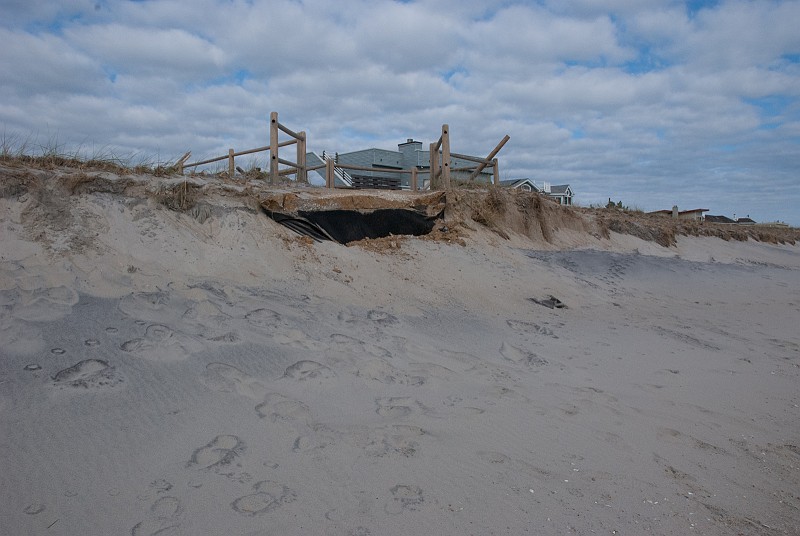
[306, 139, 493, 189]
[548, 184, 574, 206]
[499, 178, 574, 205]
[498, 178, 538, 192]
[649, 206, 708, 221]
[736, 217, 756, 225]
[705, 215, 736, 224]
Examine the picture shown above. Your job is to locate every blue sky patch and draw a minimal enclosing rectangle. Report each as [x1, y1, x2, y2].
[686, 0, 720, 18]
[744, 95, 792, 118]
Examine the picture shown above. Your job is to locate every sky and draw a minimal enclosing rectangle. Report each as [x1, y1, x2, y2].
[1, 0, 799, 224]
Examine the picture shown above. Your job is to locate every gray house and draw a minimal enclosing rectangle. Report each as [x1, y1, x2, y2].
[500, 178, 574, 205]
[307, 139, 494, 189]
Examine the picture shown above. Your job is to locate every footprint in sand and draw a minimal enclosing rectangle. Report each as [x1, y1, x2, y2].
[499, 342, 549, 368]
[207, 331, 240, 343]
[23, 503, 45, 515]
[231, 480, 297, 516]
[385, 484, 424, 514]
[283, 360, 335, 381]
[407, 362, 455, 381]
[255, 393, 312, 423]
[118, 291, 184, 325]
[137, 479, 173, 501]
[182, 299, 231, 334]
[131, 496, 182, 536]
[367, 309, 398, 326]
[291, 424, 339, 453]
[328, 334, 393, 362]
[244, 308, 283, 329]
[337, 308, 397, 327]
[121, 323, 201, 362]
[200, 363, 267, 400]
[52, 359, 123, 389]
[187, 435, 245, 470]
[375, 397, 432, 419]
[357, 358, 425, 386]
[361, 425, 425, 458]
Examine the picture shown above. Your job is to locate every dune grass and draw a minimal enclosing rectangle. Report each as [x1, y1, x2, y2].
[0, 132, 184, 176]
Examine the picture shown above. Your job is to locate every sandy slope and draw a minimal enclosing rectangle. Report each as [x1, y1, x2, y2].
[1, 167, 799, 535]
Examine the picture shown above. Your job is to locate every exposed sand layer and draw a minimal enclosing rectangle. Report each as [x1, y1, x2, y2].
[1, 164, 799, 535]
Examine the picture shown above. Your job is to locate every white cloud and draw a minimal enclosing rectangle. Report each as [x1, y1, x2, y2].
[0, 29, 105, 95]
[64, 24, 226, 77]
[469, 5, 633, 67]
[675, 1, 800, 69]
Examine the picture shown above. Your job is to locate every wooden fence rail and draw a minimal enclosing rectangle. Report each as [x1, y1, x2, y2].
[179, 113, 508, 191]
[180, 112, 306, 184]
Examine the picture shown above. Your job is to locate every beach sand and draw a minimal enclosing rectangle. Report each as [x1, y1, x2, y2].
[1, 169, 799, 535]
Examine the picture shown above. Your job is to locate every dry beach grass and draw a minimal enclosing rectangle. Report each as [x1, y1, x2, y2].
[1, 159, 799, 535]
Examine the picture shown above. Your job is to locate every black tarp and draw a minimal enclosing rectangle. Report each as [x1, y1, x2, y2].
[263, 207, 442, 244]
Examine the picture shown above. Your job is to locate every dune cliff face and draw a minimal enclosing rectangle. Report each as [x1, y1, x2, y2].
[2, 161, 800, 535]
[1, 160, 797, 266]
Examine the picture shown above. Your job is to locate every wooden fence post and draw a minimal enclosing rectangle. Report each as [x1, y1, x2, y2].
[176, 151, 191, 175]
[325, 157, 334, 189]
[429, 142, 438, 190]
[492, 158, 499, 186]
[441, 124, 451, 190]
[228, 149, 235, 177]
[297, 131, 307, 183]
[269, 111, 279, 184]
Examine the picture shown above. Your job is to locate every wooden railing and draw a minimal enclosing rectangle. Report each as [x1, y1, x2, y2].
[180, 111, 306, 184]
[429, 125, 509, 189]
[179, 114, 509, 191]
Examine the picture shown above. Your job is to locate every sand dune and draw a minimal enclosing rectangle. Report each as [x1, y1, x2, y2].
[1, 165, 799, 535]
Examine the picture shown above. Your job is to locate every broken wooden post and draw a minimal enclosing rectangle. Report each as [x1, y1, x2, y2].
[468, 134, 509, 181]
[441, 124, 451, 190]
[492, 158, 499, 186]
[228, 149, 235, 177]
[269, 111, 279, 184]
[325, 157, 335, 189]
[429, 142, 439, 190]
[176, 151, 191, 175]
[297, 131, 307, 183]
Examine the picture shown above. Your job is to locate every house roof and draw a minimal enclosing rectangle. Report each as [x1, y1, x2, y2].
[549, 184, 572, 195]
[499, 178, 539, 190]
[500, 180, 574, 197]
[705, 215, 736, 223]
[649, 208, 709, 215]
